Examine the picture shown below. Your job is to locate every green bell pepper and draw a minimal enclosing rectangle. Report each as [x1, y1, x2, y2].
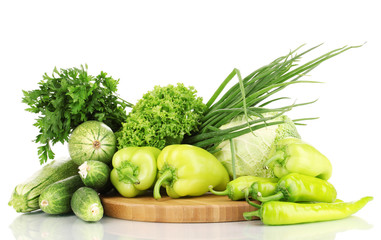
[264, 138, 332, 180]
[153, 144, 230, 199]
[110, 146, 161, 197]
[209, 176, 278, 201]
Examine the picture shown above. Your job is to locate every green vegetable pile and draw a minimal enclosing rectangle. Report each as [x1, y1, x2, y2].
[8, 121, 114, 221]
[9, 44, 373, 225]
[240, 138, 373, 225]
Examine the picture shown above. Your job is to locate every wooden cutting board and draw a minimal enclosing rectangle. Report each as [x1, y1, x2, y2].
[100, 193, 258, 223]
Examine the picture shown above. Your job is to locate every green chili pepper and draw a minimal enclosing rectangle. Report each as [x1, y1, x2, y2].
[264, 138, 332, 180]
[153, 144, 230, 200]
[208, 176, 278, 201]
[247, 181, 278, 199]
[255, 173, 337, 203]
[243, 196, 373, 225]
[110, 147, 161, 197]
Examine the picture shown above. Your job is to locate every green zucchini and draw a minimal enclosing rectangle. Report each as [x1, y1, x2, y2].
[71, 187, 104, 222]
[39, 175, 84, 214]
[78, 160, 111, 190]
[8, 158, 79, 213]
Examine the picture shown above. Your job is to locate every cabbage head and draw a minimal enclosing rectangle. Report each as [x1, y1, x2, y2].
[213, 114, 300, 178]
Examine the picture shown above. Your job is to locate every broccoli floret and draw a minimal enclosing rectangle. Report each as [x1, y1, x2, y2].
[116, 83, 206, 149]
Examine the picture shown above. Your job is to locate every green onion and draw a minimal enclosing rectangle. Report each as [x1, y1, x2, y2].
[184, 44, 363, 152]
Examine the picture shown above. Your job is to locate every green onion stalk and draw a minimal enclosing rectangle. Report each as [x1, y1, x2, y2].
[183, 44, 362, 178]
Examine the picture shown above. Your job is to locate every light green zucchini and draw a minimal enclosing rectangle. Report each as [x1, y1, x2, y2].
[9, 158, 79, 213]
[78, 160, 110, 190]
[71, 187, 104, 222]
[39, 175, 84, 214]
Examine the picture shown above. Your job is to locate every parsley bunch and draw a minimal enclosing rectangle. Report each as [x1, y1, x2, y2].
[116, 83, 206, 150]
[22, 65, 132, 164]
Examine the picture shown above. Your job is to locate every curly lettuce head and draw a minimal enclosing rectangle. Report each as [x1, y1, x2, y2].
[116, 83, 206, 149]
[213, 114, 300, 178]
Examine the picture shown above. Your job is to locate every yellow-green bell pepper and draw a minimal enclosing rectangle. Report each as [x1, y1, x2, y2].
[110, 147, 161, 197]
[265, 138, 332, 180]
[153, 144, 230, 199]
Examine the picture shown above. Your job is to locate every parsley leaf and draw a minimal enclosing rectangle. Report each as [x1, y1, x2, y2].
[22, 64, 132, 164]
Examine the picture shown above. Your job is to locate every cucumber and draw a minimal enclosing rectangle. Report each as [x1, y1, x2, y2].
[68, 121, 116, 165]
[71, 187, 104, 222]
[8, 158, 79, 213]
[78, 160, 111, 190]
[39, 175, 84, 214]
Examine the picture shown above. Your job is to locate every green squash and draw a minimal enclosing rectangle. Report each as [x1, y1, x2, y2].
[69, 121, 116, 165]
[71, 187, 104, 222]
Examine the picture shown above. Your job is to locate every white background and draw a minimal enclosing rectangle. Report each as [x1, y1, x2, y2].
[1, 0, 380, 239]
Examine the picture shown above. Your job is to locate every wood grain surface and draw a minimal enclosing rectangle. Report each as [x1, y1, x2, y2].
[101, 193, 259, 223]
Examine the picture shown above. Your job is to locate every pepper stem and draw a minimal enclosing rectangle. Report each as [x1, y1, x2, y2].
[257, 191, 284, 202]
[117, 167, 140, 184]
[243, 210, 260, 220]
[243, 187, 252, 200]
[153, 170, 173, 200]
[263, 151, 284, 168]
[126, 175, 140, 185]
[208, 185, 228, 196]
[245, 190, 262, 208]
